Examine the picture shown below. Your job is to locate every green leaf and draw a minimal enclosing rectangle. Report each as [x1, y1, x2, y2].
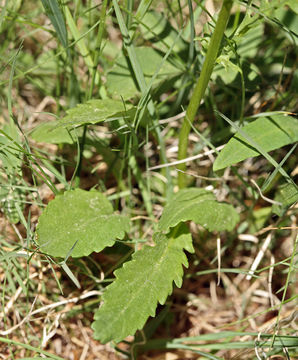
[30, 121, 76, 144]
[41, 0, 68, 49]
[106, 47, 180, 100]
[36, 189, 130, 258]
[0, 124, 25, 223]
[285, 0, 298, 13]
[158, 188, 239, 232]
[0, 123, 22, 173]
[140, 11, 187, 53]
[272, 183, 298, 217]
[55, 99, 135, 128]
[92, 224, 194, 343]
[213, 115, 298, 171]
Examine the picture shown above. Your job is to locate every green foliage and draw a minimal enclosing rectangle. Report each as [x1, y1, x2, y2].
[36, 185, 238, 342]
[106, 47, 181, 100]
[90, 187, 238, 343]
[36, 189, 130, 258]
[1, 0, 297, 357]
[0, 124, 25, 223]
[213, 115, 298, 171]
[92, 225, 194, 343]
[30, 121, 75, 144]
[56, 99, 136, 128]
[158, 188, 239, 232]
[40, 0, 68, 49]
[272, 183, 298, 217]
[140, 11, 187, 53]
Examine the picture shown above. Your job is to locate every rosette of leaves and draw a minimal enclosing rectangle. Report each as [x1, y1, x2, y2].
[36, 187, 239, 343]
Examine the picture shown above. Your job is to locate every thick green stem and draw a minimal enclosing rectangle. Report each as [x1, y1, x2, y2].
[177, 0, 233, 188]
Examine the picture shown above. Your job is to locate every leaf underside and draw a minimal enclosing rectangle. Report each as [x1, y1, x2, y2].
[213, 115, 298, 171]
[92, 224, 194, 344]
[158, 188, 239, 232]
[36, 189, 130, 258]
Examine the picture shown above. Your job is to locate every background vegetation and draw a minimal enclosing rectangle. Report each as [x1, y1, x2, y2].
[0, 0, 297, 359]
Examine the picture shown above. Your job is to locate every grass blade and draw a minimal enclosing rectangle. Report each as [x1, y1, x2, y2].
[41, 0, 68, 49]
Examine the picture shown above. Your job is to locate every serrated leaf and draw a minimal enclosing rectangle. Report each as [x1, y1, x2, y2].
[30, 121, 76, 144]
[106, 47, 180, 100]
[36, 189, 130, 258]
[158, 188, 239, 232]
[213, 115, 298, 171]
[55, 99, 135, 128]
[92, 224, 194, 343]
[272, 183, 298, 217]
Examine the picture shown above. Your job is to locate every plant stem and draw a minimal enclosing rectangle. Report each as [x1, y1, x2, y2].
[177, 0, 233, 188]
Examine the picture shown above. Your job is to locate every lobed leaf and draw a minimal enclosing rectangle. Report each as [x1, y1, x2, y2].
[55, 99, 135, 128]
[213, 115, 298, 171]
[158, 188, 239, 232]
[36, 189, 130, 258]
[92, 224, 194, 343]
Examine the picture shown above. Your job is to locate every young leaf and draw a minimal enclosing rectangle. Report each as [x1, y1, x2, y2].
[158, 188, 239, 233]
[36, 189, 130, 258]
[213, 115, 298, 171]
[92, 224, 194, 343]
[55, 99, 135, 128]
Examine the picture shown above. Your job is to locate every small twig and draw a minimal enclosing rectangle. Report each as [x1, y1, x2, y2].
[0, 296, 38, 336]
[0, 273, 38, 318]
[159, 111, 186, 124]
[238, 234, 259, 243]
[0, 290, 101, 336]
[246, 233, 272, 280]
[176, 169, 223, 182]
[148, 145, 224, 170]
[250, 179, 282, 206]
[255, 225, 298, 236]
[268, 255, 275, 307]
[217, 237, 221, 286]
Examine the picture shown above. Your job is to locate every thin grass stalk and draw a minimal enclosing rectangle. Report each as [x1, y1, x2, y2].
[177, 0, 233, 188]
[88, 0, 108, 100]
[0, 337, 64, 360]
[74, 0, 109, 186]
